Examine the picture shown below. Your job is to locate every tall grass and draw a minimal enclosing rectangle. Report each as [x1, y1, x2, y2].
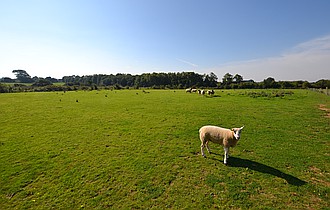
[0, 89, 329, 209]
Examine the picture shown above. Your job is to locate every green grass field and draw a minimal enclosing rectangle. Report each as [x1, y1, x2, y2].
[0, 89, 329, 209]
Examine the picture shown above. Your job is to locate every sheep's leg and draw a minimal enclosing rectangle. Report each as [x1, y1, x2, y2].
[223, 147, 229, 165]
[206, 142, 211, 154]
[201, 143, 206, 158]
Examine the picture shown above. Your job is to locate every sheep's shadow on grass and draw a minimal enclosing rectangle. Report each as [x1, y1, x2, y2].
[228, 157, 306, 186]
[208, 153, 306, 186]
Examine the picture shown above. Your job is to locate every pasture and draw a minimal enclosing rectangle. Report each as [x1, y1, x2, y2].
[0, 89, 329, 209]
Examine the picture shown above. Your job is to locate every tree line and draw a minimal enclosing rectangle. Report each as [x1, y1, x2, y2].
[0, 69, 329, 93]
[62, 71, 218, 89]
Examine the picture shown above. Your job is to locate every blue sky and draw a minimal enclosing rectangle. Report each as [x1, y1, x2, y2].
[0, 0, 329, 81]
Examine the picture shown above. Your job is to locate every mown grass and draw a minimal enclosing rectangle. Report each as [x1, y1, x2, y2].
[0, 89, 329, 209]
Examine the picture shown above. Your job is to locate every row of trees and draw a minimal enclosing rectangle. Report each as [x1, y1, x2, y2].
[1, 70, 59, 84]
[62, 72, 218, 89]
[0, 70, 329, 93]
[219, 73, 329, 89]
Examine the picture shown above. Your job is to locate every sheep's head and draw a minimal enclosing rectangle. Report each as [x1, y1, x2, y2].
[232, 126, 244, 140]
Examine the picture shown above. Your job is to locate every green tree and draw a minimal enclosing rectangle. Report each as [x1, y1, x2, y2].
[207, 72, 218, 87]
[32, 79, 53, 87]
[233, 74, 243, 83]
[313, 79, 330, 88]
[222, 73, 233, 85]
[279, 81, 294, 89]
[263, 77, 277, 88]
[12, 69, 34, 83]
[1, 77, 15, 83]
[0, 83, 11, 93]
[302, 81, 310, 89]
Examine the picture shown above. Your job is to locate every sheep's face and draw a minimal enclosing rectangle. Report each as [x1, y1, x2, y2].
[232, 126, 244, 140]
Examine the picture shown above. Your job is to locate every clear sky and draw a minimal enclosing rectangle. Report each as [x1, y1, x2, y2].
[0, 0, 329, 81]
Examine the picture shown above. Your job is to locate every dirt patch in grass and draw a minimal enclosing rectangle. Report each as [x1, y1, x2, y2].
[309, 166, 330, 187]
[318, 104, 330, 118]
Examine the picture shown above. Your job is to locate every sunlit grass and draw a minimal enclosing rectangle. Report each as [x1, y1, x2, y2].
[0, 89, 329, 209]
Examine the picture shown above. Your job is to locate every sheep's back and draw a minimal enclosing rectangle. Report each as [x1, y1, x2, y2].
[200, 125, 231, 144]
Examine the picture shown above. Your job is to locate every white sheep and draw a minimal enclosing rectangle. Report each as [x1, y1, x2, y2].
[185, 88, 192, 93]
[199, 125, 244, 165]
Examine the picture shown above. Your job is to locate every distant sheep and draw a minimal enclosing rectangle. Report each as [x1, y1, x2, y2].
[199, 125, 244, 165]
[199, 89, 205, 95]
[207, 90, 215, 95]
[191, 89, 197, 93]
[186, 88, 192, 93]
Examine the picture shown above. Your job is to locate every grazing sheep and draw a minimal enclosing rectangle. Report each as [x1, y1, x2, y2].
[207, 90, 215, 95]
[200, 90, 205, 95]
[191, 89, 197, 93]
[199, 125, 244, 165]
[186, 88, 192, 93]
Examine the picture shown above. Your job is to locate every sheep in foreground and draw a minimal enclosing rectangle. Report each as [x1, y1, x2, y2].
[199, 125, 244, 165]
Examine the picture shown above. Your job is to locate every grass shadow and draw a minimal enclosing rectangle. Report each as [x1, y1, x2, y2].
[228, 157, 306, 186]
